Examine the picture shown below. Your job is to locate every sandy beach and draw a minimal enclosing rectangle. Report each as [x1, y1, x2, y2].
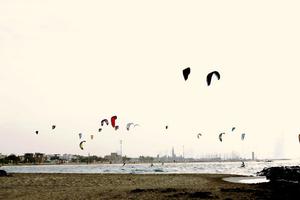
[1, 173, 298, 200]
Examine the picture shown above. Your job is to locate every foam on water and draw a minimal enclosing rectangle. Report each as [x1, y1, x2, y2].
[223, 176, 269, 184]
[2, 159, 300, 176]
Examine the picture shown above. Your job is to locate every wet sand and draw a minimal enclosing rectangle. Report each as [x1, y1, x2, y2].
[0, 173, 298, 199]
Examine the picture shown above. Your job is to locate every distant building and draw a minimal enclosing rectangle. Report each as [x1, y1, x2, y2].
[24, 153, 34, 163]
[19, 155, 25, 162]
[104, 153, 122, 163]
[138, 156, 154, 163]
[45, 154, 58, 163]
[0, 153, 5, 159]
[61, 154, 74, 162]
[252, 152, 255, 160]
[35, 153, 45, 164]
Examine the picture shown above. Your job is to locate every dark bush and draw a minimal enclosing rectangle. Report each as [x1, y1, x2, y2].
[0, 170, 7, 177]
[258, 166, 300, 183]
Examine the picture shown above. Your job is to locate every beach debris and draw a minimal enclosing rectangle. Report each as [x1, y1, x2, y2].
[197, 133, 202, 139]
[206, 71, 220, 86]
[219, 132, 225, 142]
[79, 140, 86, 150]
[182, 67, 191, 81]
[101, 119, 109, 126]
[111, 116, 117, 128]
[52, 125, 56, 130]
[241, 133, 246, 140]
[188, 192, 214, 199]
[79, 133, 82, 139]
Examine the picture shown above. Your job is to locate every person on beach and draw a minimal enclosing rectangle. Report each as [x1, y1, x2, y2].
[150, 163, 154, 167]
[122, 162, 126, 166]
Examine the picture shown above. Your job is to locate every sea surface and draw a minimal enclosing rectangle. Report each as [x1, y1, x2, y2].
[2, 159, 300, 176]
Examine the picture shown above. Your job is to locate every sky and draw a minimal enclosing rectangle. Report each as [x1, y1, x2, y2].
[1, 0, 300, 159]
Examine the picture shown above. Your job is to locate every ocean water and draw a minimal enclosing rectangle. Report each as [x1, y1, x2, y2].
[2, 159, 300, 176]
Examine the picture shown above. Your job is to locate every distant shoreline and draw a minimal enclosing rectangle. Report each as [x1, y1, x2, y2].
[0, 159, 289, 167]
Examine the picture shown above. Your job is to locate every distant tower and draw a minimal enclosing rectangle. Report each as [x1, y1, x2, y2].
[120, 140, 123, 157]
[252, 152, 255, 160]
[172, 147, 175, 158]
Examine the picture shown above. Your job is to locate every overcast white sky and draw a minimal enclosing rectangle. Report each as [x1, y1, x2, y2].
[1, 0, 300, 159]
